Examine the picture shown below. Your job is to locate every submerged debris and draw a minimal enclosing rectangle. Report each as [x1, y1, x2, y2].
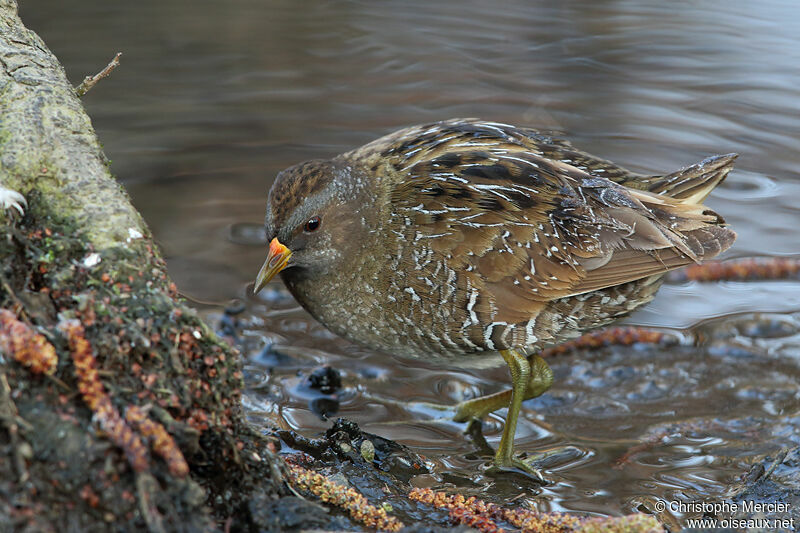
[541, 326, 673, 359]
[613, 419, 732, 469]
[669, 257, 800, 283]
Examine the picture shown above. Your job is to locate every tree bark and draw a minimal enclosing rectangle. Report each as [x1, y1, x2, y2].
[0, 1, 285, 531]
[0, 0, 145, 252]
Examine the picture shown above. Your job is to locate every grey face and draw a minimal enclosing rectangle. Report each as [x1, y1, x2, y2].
[265, 161, 373, 280]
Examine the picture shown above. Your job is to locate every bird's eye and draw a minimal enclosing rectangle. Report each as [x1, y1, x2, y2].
[304, 216, 322, 232]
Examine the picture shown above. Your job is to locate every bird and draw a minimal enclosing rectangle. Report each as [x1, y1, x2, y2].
[253, 118, 736, 480]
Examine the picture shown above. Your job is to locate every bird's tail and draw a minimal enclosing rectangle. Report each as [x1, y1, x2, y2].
[643, 153, 738, 204]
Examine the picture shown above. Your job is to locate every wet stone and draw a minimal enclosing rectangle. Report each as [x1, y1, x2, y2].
[708, 342, 759, 358]
[322, 419, 431, 481]
[242, 365, 270, 390]
[224, 298, 246, 316]
[252, 284, 294, 304]
[327, 472, 351, 488]
[604, 365, 637, 382]
[306, 365, 342, 394]
[528, 390, 578, 409]
[216, 307, 244, 340]
[435, 377, 483, 403]
[357, 365, 389, 380]
[408, 473, 441, 489]
[626, 379, 669, 401]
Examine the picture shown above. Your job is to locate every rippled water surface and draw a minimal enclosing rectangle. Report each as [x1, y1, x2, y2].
[23, 0, 800, 526]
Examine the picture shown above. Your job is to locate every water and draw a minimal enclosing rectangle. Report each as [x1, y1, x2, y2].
[22, 0, 800, 525]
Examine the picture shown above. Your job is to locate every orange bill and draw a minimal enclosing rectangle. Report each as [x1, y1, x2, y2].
[254, 238, 292, 294]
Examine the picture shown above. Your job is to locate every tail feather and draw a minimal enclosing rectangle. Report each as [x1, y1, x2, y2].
[681, 225, 737, 261]
[626, 184, 737, 263]
[645, 153, 738, 204]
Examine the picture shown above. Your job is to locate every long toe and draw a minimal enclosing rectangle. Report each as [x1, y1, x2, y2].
[487, 456, 548, 484]
[452, 389, 512, 423]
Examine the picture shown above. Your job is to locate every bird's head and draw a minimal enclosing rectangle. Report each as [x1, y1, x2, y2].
[253, 159, 375, 293]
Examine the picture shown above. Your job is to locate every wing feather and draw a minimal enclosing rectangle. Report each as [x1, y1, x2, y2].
[383, 120, 735, 323]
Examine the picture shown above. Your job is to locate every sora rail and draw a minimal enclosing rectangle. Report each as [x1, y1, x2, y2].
[254, 119, 736, 479]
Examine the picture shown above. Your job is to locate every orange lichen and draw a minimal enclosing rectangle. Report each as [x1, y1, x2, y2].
[125, 406, 189, 477]
[541, 327, 667, 359]
[672, 257, 800, 282]
[286, 459, 404, 532]
[409, 488, 661, 533]
[0, 309, 58, 374]
[58, 318, 149, 473]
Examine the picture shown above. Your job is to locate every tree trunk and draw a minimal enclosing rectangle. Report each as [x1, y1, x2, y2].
[0, 1, 286, 530]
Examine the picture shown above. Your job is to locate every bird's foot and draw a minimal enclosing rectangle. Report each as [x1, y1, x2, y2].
[0, 186, 26, 217]
[487, 454, 549, 484]
[488, 445, 584, 483]
[360, 392, 456, 418]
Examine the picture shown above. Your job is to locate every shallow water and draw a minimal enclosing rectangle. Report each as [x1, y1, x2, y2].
[23, 0, 800, 526]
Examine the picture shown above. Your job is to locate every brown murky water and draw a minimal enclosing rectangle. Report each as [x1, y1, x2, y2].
[23, 0, 800, 526]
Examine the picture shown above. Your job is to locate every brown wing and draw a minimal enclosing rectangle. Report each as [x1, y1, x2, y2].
[363, 118, 736, 196]
[385, 120, 734, 324]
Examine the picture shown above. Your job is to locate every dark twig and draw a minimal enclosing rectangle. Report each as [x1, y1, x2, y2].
[75, 52, 122, 97]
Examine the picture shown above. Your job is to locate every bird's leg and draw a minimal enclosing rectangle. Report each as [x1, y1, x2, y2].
[452, 389, 513, 423]
[525, 353, 554, 399]
[494, 350, 556, 480]
[452, 351, 553, 480]
[493, 349, 530, 470]
[452, 352, 553, 422]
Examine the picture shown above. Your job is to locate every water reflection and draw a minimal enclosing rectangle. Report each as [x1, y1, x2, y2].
[20, 0, 800, 524]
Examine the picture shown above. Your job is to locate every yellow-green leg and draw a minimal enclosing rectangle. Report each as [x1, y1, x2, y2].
[453, 352, 552, 422]
[453, 350, 553, 480]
